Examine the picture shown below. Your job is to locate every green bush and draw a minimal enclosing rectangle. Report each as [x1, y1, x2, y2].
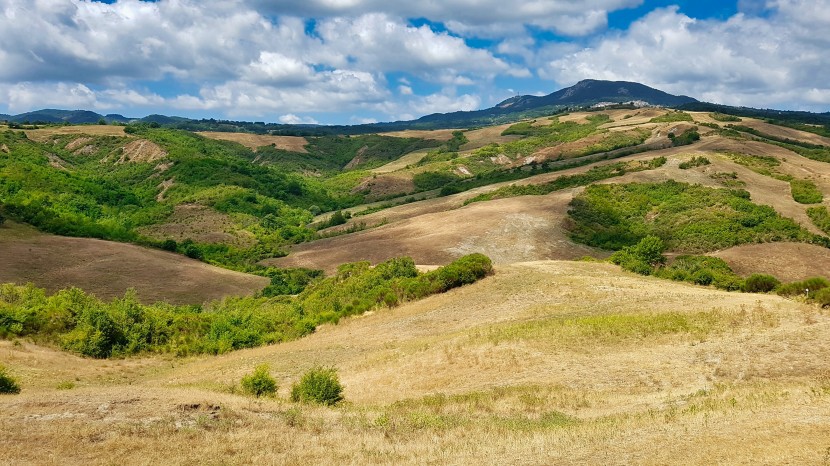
[0, 365, 21, 394]
[241, 364, 277, 397]
[807, 206, 830, 234]
[777, 277, 830, 297]
[653, 255, 743, 291]
[709, 112, 742, 122]
[669, 129, 701, 146]
[790, 180, 823, 204]
[568, 181, 810, 253]
[650, 111, 694, 123]
[742, 274, 781, 293]
[813, 288, 830, 307]
[291, 366, 343, 406]
[678, 156, 710, 169]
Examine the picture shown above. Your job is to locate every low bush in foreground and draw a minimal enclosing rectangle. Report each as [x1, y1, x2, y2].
[790, 180, 823, 204]
[742, 274, 781, 293]
[291, 366, 343, 406]
[241, 364, 277, 397]
[0, 365, 21, 394]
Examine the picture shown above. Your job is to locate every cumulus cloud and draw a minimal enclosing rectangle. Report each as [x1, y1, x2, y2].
[542, 2, 830, 109]
[248, 0, 642, 36]
[279, 114, 319, 125]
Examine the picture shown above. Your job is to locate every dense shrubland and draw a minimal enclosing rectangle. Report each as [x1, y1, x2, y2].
[0, 254, 492, 358]
[567, 180, 813, 252]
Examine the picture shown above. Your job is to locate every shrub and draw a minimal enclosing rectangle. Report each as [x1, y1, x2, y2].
[241, 364, 277, 397]
[0, 365, 21, 394]
[610, 235, 666, 275]
[291, 366, 343, 406]
[790, 180, 823, 204]
[777, 277, 830, 297]
[813, 288, 830, 307]
[742, 274, 781, 293]
[679, 156, 710, 169]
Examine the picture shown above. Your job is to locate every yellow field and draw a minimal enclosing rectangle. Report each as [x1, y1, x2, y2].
[2, 261, 829, 464]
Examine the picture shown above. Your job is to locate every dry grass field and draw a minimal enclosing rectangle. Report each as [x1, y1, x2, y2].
[2, 261, 829, 464]
[0, 221, 267, 304]
[22, 125, 127, 141]
[196, 132, 309, 152]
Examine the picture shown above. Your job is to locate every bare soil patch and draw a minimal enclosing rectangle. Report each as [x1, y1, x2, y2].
[267, 191, 606, 273]
[379, 129, 458, 141]
[0, 222, 267, 304]
[136, 204, 256, 248]
[711, 242, 830, 282]
[461, 123, 523, 150]
[196, 132, 308, 152]
[116, 139, 167, 163]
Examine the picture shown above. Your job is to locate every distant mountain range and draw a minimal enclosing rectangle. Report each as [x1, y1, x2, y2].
[2, 79, 828, 133]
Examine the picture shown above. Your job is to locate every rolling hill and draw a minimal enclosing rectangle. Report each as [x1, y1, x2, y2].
[3, 86, 830, 464]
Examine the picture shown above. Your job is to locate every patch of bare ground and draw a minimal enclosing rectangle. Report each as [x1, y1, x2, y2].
[267, 191, 606, 273]
[371, 149, 434, 174]
[710, 242, 830, 282]
[460, 123, 523, 150]
[353, 173, 416, 200]
[64, 136, 94, 152]
[737, 118, 830, 146]
[136, 204, 257, 248]
[23, 125, 127, 142]
[3, 261, 830, 464]
[196, 132, 309, 153]
[45, 153, 71, 170]
[379, 129, 459, 141]
[115, 139, 167, 163]
[0, 222, 267, 304]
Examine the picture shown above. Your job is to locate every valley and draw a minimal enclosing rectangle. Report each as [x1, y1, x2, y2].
[3, 87, 830, 464]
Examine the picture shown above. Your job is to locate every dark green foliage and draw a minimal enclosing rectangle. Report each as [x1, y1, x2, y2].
[653, 256, 743, 290]
[807, 206, 830, 234]
[291, 366, 344, 405]
[568, 181, 810, 252]
[727, 125, 830, 163]
[0, 254, 491, 358]
[413, 171, 461, 191]
[0, 365, 21, 394]
[777, 277, 830, 298]
[465, 157, 666, 205]
[304, 135, 440, 172]
[444, 131, 469, 152]
[790, 180, 823, 204]
[610, 235, 666, 275]
[813, 288, 830, 307]
[260, 268, 323, 297]
[669, 128, 700, 146]
[241, 364, 277, 397]
[742, 274, 781, 293]
[709, 113, 742, 122]
[678, 156, 710, 169]
[650, 112, 694, 123]
[322, 210, 348, 228]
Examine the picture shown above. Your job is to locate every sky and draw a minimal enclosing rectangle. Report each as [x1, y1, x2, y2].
[0, 0, 828, 125]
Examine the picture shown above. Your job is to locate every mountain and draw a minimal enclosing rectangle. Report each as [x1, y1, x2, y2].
[5, 109, 134, 124]
[496, 79, 697, 110]
[401, 79, 698, 129]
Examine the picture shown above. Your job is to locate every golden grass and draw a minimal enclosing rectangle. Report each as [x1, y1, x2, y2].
[23, 125, 127, 141]
[196, 132, 308, 152]
[2, 261, 829, 464]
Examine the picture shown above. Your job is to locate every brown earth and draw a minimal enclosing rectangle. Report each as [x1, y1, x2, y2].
[267, 191, 607, 273]
[0, 222, 267, 304]
[2, 261, 829, 464]
[117, 139, 167, 163]
[710, 242, 830, 282]
[460, 123, 523, 150]
[379, 129, 458, 141]
[136, 204, 257, 248]
[196, 132, 309, 152]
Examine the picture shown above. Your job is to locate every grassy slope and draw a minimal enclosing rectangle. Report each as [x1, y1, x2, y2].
[2, 261, 829, 464]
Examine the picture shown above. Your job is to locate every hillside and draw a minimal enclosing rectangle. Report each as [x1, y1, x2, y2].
[2, 261, 829, 464]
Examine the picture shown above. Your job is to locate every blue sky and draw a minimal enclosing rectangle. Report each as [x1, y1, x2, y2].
[0, 0, 828, 124]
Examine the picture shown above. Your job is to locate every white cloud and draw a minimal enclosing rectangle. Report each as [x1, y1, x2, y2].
[279, 114, 319, 124]
[249, 0, 643, 36]
[2, 82, 98, 113]
[398, 85, 413, 95]
[542, 3, 830, 110]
